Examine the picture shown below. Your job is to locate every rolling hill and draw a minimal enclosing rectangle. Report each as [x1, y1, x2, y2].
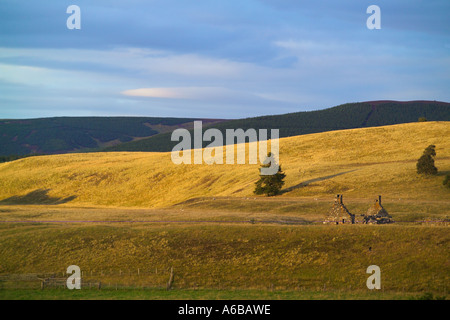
[0, 121, 448, 208]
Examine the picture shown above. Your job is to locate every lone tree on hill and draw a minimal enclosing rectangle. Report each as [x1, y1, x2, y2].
[254, 152, 286, 196]
[416, 145, 438, 175]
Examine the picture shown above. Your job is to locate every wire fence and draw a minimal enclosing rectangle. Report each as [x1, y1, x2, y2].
[0, 267, 176, 291]
[0, 270, 448, 294]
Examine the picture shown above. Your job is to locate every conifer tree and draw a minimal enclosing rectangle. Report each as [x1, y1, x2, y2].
[416, 145, 438, 175]
[254, 153, 286, 196]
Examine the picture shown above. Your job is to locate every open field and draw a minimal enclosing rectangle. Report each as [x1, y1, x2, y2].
[0, 222, 448, 297]
[0, 122, 449, 299]
[0, 197, 448, 224]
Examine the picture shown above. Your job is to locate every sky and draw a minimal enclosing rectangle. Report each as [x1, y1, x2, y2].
[0, 0, 449, 119]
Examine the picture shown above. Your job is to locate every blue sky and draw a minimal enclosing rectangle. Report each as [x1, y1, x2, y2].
[0, 0, 449, 119]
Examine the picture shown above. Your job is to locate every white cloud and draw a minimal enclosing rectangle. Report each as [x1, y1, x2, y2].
[121, 87, 235, 100]
[0, 47, 246, 79]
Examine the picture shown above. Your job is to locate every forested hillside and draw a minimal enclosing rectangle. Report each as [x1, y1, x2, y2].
[0, 117, 200, 156]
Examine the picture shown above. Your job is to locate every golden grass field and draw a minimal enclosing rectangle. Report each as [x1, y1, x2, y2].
[0, 121, 449, 208]
[0, 121, 449, 299]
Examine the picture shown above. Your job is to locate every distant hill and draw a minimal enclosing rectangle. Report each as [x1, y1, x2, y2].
[104, 100, 450, 152]
[1, 100, 449, 157]
[0, 117, 223, 157]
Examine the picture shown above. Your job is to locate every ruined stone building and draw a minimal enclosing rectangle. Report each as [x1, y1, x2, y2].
[323, 194, 355, 224]
[323, 194, 394, 225]
[362, 195, 393, 224]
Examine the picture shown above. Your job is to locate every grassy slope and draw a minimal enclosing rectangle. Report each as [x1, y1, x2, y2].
[0, 122, 448, 208]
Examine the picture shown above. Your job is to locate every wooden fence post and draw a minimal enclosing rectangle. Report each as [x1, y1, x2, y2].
[166, 267, 174, 290]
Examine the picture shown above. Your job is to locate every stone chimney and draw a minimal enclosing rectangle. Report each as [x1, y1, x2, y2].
[378, 195, 382, 205]
[340, 194, 343, 204]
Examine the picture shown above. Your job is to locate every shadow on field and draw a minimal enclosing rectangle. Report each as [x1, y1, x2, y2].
[0, 189, 77, 205]
[280, 170, 357, 194]
[437, 170, 450, 177]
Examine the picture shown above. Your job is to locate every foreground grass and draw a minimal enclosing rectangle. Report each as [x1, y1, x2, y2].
[0, 288, 440, 300]
[0, 223, 448, 295]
